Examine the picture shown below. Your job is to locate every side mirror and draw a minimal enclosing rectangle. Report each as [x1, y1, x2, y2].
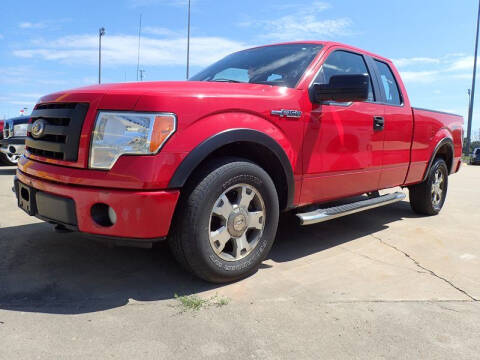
[310, 74, 370, 103]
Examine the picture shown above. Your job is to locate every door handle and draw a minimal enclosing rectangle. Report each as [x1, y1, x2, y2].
[374, 116, 384, 131]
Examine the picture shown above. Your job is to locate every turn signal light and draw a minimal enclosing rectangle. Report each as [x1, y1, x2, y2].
[150, 115, 176, 153]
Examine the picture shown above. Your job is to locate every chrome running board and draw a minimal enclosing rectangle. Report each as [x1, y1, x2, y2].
[296, 192, 406, 226]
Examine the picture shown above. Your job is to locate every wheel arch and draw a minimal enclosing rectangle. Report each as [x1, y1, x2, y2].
[168, 129, 295, 210]
[423, 137, 454, 182]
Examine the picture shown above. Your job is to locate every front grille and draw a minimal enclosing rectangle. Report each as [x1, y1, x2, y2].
[26, 103, 89, 162]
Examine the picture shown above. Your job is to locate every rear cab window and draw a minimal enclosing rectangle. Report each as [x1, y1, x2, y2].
[374, 60, 403, 105]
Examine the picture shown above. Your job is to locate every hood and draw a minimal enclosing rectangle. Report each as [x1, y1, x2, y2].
[37, 81, 299, 121]
[39, 81, 292, 103]
[28, 80, 302, 170]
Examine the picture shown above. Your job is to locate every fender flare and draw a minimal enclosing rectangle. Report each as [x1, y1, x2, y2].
[423, 137, 455, 181]
[168, 128, 295, 209]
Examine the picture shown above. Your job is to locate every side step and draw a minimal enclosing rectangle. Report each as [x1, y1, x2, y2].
[296, 192, 406, 226]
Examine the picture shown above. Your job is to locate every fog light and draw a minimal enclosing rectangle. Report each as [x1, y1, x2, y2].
[91, 203, 117, 227]
[108, 206, 117, 225]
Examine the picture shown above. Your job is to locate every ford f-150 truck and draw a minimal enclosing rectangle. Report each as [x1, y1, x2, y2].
[14, 42, 463, 283]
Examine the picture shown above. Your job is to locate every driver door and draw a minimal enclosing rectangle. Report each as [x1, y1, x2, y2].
[301, 49, 385, 204]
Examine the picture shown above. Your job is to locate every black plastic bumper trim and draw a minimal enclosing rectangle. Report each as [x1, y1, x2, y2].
[14, 178, 78, 226]
[0, 137, 26, 146]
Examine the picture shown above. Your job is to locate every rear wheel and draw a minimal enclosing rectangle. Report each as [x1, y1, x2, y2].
[409, 158, 448, 215]
[169, 158, 279, 283]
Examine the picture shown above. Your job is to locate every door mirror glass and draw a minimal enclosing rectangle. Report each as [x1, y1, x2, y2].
[310, 74, 370, 103]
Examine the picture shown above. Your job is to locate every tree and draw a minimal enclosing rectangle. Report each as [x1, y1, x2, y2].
[464, 138, 480, 153]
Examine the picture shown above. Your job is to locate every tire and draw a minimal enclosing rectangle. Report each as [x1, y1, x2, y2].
[409, 158, 448, 216]
[169, 157, 280, 283]
[0, 152, 20, 166]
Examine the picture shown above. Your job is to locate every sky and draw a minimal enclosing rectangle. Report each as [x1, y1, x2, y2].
[1, 0, 480, 138]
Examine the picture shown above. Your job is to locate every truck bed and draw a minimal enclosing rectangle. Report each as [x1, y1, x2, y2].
[404, 107, 463, 185]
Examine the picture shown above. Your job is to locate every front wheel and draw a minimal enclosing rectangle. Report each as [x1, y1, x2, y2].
[409, 158, 448, 215]
[169, 158, 279, 283]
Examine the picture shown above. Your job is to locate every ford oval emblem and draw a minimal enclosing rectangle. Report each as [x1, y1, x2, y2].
[31, 119, 47, 139]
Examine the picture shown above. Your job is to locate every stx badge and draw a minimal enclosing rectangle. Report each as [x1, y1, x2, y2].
[271, 109, 302, 118]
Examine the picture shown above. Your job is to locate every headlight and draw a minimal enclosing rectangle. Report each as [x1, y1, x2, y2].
[13, 123, 28, 137]
[90, 111, 176, 169]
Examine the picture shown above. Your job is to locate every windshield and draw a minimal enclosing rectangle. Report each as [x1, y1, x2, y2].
[190, 44, 324, 88]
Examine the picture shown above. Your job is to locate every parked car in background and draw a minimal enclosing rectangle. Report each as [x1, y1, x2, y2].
[14, 42, 463, 282]
[0, 115, 29, 165]
[471, 148, 480, 165]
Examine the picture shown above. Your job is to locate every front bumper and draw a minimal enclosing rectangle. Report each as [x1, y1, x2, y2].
[15, 170, 180, 240]
[0, 137, 26, 155]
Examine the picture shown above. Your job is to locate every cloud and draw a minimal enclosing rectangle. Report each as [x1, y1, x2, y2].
[450, 73, 473, 80]
[13, 34, 248, 68]
[19, 21, 47, 29]
[399, 70, 440, 83]
[0, 66, 68, 86]
[393, 57, 440, 68]
[0, 34, 4, 39]
[143, 26, 181, 37]
[276, 2, 331, 12]
[239, 1, 352, 41]
[10, 92, 44, 99]
[449, 56, 474, 71]
[0, 95, 37, 108]
[127, 0, 192, 8]
[393, 54, 475, 84]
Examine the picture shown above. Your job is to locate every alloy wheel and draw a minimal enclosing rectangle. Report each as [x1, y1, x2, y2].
[6, 152, 20, 164]
[209, 184, 266, 262]
[431, 168, 445, 209]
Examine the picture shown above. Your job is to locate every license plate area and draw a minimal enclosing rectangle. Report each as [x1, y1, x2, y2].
[17, 182, 37, 216]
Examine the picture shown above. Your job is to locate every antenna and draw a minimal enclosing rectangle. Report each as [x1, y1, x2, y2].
[137, 14, 142, 82]
[186, 0, 191, 80]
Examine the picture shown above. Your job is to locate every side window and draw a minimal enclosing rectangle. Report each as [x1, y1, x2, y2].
[314, 50, 375, 101]
[374, 60, 402, 105]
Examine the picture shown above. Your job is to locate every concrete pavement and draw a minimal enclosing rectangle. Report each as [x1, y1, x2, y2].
[0, 165, 479, 359]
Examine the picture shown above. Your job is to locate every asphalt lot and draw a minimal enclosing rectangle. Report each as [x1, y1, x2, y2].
[0, 164, 479, 359]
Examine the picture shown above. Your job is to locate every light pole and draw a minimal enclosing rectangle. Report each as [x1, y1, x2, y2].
[466, 1, 480, 155]
[186, 0, 191, 80]
[139, 69, 145, 81]
[137, 14, 142, 81]
[98, 27, 106, 84]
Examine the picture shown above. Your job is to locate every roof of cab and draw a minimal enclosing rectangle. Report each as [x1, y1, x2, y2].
[247, 41, 392, 64]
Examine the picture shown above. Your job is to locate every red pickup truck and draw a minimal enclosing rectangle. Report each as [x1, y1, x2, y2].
[15, 41, 463, 282]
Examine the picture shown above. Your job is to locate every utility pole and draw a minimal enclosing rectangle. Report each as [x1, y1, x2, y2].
[98, 27, 105, 84]
[467, 88, 472, 152]
[186, 0, 191, 79]
[466, 0, 480, 154]
[137, 14, 142, 81]
[139, 69, 146, 81]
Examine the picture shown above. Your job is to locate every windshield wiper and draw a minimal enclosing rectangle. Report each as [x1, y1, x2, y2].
[208, 78, 244, 83]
